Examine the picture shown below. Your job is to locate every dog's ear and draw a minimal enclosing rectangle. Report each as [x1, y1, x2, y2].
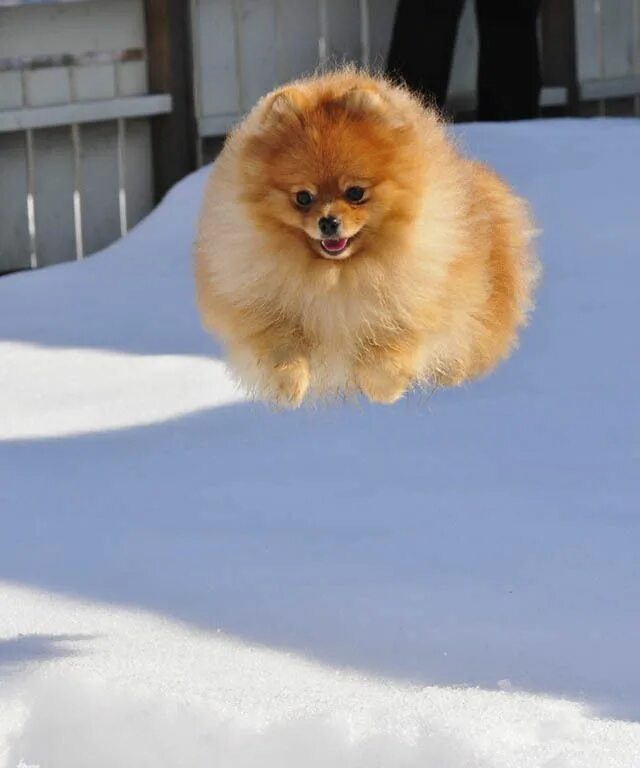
[338, 87, 384, 115]
[260, 87, 306, 127]
[337, 87, 407, 129]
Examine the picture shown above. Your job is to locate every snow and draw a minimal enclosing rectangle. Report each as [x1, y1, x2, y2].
[1, 119, 639, 767]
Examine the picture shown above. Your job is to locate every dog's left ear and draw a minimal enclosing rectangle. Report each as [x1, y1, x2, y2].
[260, 87, 307, 127]
[337, 88, 407, 129]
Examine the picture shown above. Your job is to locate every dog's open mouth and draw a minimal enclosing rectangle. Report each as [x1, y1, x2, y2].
[320, 237, 350, 257]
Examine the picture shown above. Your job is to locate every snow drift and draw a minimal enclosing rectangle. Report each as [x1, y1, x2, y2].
[1, 119, 639, 767]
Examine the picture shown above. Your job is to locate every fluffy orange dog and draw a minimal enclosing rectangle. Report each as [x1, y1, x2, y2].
[194, 70, 539, 407]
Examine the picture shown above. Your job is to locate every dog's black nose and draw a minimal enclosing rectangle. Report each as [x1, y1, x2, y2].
[318, 216, 340, 237]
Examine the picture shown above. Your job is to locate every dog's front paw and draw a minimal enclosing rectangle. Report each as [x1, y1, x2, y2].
[267, 356, 310, 409]
[356, 365, 410, 405]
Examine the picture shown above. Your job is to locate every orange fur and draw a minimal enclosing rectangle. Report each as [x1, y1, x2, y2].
[194, 70, 539, 407]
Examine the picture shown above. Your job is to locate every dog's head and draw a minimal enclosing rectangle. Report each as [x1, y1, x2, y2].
[239, 77, 427, 263]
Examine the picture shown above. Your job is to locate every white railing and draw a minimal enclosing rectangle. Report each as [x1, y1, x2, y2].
[0, 48, 171, 270]
[0, 0, 171, 274]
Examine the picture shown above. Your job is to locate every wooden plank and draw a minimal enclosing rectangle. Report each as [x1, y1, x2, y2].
[0, 1, 146, 59]
[0, 49, 145, 72]
[117, 61, 148, 97]
[0, 1, 92, 6]
[541, 85, 568, 106]
[144, 0, 197, 201]
[198, 113, 238, 137]
[0, 132, 30, 273]
[449, 0, 477, 108]
[24, 68, 71, 107]
[0, 71, 23, 110]
[318, 0, 329, 65]
[276, 0, 320, 81]
[31, 125, 76, 267]
[78, 121, 121, 256]
[235, 0, 280, 109]
[74, 65, 119, 102]
[367, 0, 398, 68]
[541, 0, 580, 114]
[575, 0, 602, 81]
[359, 0, 370, 68]
[326, 0, 360, 64]
[601, 0, 635, 78]
[0, 95, 172, 133]
[580, 74, 640, 99]
[123, 118, 154, 233]
[194, 0, 240, 120]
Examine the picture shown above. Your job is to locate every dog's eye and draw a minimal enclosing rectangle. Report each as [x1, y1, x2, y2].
[295, 190, 314, 208]
[345, 186, 365, 203]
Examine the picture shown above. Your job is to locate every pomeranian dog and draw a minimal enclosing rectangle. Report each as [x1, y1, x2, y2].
[194, 69, 539, 407]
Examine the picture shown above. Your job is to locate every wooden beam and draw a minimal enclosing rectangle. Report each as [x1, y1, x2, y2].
[144, 0, 197, 202]
[540, 0, 579, 115]
[0, 95, 172, 134]
[580, 75, 640, 101]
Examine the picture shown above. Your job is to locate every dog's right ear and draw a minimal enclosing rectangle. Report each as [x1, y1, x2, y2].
[260, 87, 306, 127]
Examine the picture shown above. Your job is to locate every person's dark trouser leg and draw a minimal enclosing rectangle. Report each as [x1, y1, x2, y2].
[387, 0, 466, 109]
[475, 0, 542, 121]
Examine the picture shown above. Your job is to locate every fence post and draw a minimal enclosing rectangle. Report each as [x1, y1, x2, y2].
[144, 0, 197, 202]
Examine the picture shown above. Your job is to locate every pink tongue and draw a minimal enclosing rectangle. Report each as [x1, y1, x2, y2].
[322, 238, 348, 252]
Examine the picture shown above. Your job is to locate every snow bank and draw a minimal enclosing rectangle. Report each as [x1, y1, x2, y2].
[2, 585, 638, 768]
[1, 119, 639, 766]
